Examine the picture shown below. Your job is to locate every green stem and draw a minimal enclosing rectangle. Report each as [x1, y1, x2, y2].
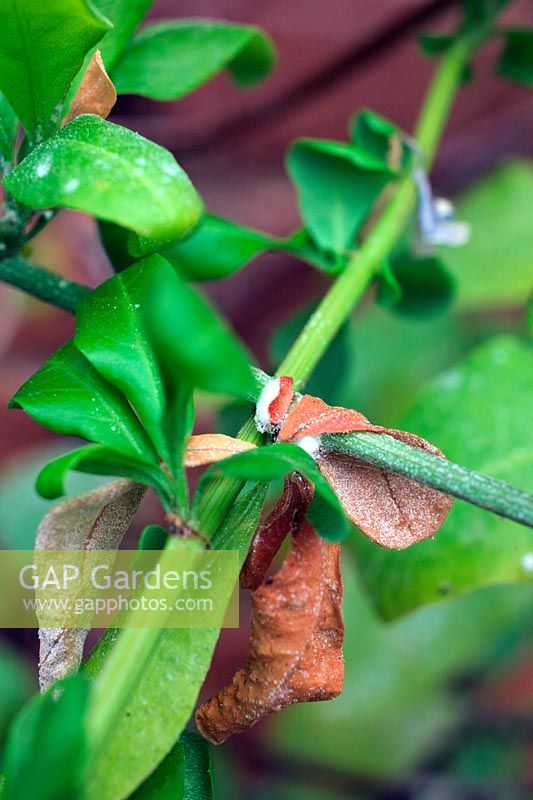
[195, 36, 473, 537]
[323, 433, 533, 527]
[0, 255, 90, 312]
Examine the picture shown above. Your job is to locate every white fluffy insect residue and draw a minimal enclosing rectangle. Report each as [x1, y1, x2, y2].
[295, 436, 321, 459]
[254, 378, 281, 433]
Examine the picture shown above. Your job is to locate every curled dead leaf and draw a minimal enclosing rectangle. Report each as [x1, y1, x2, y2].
[241, 472, 313, 591]
[196, 519, 343, 744]
[63, 50, 116, 124]
[37, 479, 145, 690]
[275, 389, 452, 549]
[318, 431, 452, 549]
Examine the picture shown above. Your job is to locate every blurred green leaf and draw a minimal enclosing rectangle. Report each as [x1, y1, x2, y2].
[376, 259, 403, 309]
[287, 138, 393, 254]
[145, 257, 257, 400]
[75, 256, 168, 459]
[0, 0, 109, 143]
[10, 341, 157, 464]
[353, 336, 533, 619]
[497, 29, 533, 86]
[111, 20, 275, 100]
[4, 115, 203, 240]
[35, 444, 170, 506]
[0, 443, 118, 549]
[3, 674, 89, 800]
[0, 93, 17, 171]
[274, 555, 533, 776]
[460, 0, 510, 28]
[439, 161, 533, 310]
[378, 253, 455, 316]
[0, 642, 32, 741]
[349, 108, 411, 170]
[196, 443, 348, 542]
[84, 483, 265, 800]
[419, 33, 455, 57]
[91, 0, 153, 70]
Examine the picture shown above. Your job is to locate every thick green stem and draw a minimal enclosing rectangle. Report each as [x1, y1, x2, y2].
[0, 255, 89, 312]
[323, 433, 533, 527]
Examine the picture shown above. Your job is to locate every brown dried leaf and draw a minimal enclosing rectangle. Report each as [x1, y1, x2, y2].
[241, 473, 313, 591]
[37, 479, 145, 689]
[196, 520, 344, 744]
[276, 388, 452, 549]
[318, 430, 452, 549]
[184, 434, 256, 468]
[63, 50, 116, 124]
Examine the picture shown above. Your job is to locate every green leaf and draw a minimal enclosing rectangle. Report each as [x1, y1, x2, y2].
[349, 108, 409, 169]
[376, 259, 403, 309]
[497, 29, 533, 86]
[10, 341, 157, 464]
[75, 256, 168, 459]
[0, 0, 110, 143]
[138, 524, 168, 551]
[4, 115, 203, 240]
[419, 33, 456, 57]
[91, 0, 154, 71]
[287, 138, 393, 254]
[111, 20, 275, 100]
[439, 161, 533, 310]
[378, 254, 455, 316]
[161, 214, 273, 281]
[132, 216, 341, 279]
[35, 444, 171, 506]
[84, 483, 266, 800]
[352, 336, 533, 619]
[98, 219, 136, 272]
[3, 674, 89, 800]
[0, 92, 17, 171]
[145, 258, 257, 400]
[0, 643, 32, 740]
[196, 443, 349, 542]
[131, 732, 213, 800]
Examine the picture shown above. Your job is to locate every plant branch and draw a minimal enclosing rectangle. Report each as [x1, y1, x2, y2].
[322, 432, 533, 527]
[0, 255, 90, 312]
[195, 36, 473, 537]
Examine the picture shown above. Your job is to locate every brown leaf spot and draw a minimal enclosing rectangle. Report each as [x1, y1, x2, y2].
[63, 50, 116, 124]
[195, 520, 344, 744]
